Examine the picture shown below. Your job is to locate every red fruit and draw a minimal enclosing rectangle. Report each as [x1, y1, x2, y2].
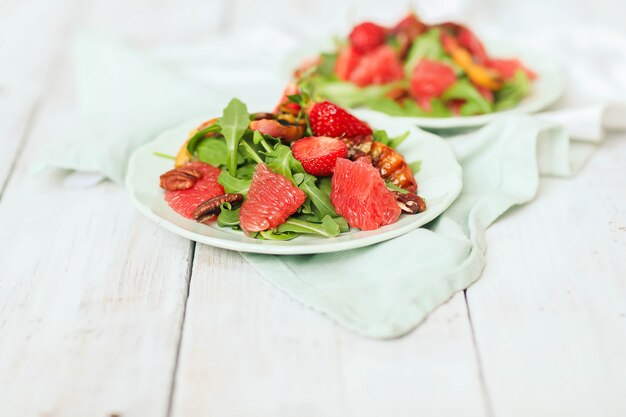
[249, 119, 305, 143]
[331, 158, 401, 231]
[239, 163, 307, 233]
[349, 22, 387, 54]
[292, 136, 348, 176]
[335, 45, 363, 81]
[486, 58, 536, 80]
[391, 13, 427, 40]
[457, 27, 489, 63]
[476, 85, 494, 102]
[165, 161, 224, 219]
[409, 59, 457, 106]
[308, 101, 373, 138]
[349, 45, 405, 87]
[273, 82, 301, 114]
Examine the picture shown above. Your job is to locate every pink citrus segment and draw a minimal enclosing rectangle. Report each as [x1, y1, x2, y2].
[165, 161, 224, 219]
[349, 45, 405, 87]
[239, 163, 307, 234]
[331, 158, 401, 231]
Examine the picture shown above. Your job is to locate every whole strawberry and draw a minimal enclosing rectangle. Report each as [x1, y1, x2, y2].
[349, 22, 387, 54]
[307, 101, 373, 138]
[292, 136, 348, 177]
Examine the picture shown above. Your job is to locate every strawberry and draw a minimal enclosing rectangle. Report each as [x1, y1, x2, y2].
[292, 136, 348, 177]
[349, 22, 387, 54]
[349, 45, 405, 87]
[307, 101, 373, 138]
[334, 45, 363, 81]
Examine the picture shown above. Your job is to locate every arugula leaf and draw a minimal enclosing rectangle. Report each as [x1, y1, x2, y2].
[373, 130, 409, 149]
[404, 28, 445, 74]
[186, 124, 221, 154]
[218, 171, 252, 196]
[217, 203, 241, 228]
[331, 216, 350, 232]
[299, 174, 337, 218]
[258, 230, 299, 240]
[153, 152, 176, 160]
[196, 138, 227, 167]
[317, 52, 338, 78]
[443, 79, 493, 115]
[220, 98, 250, 176]
[386, 181, 409, 194]
[495, 70, 531, 111]
[276, 216, 340, 238]
[265, 144, 296, 183]
[314, 78, 405, 108]
[409, 160, 422, 174]
[317, 176, 332, 196]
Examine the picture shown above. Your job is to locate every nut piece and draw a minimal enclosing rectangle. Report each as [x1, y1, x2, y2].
[251, 112, 275, 121]
[370, 141, 417, 193]
[343, 134, 373, 160]
[193, 193, 244, 224]
[393, 191, 426, 214]
[160, 167, 203, 191]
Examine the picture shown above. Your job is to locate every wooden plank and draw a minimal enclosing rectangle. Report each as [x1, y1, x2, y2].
[0, 0, 81, 190]
[0, 62, 194, 417]
[170, 247, 489, 417]
[0, 0, 226, 415]
[466, 134, 626, 417]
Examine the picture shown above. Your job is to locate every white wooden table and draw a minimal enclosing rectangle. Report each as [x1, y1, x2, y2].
[1, 1, 625, 416]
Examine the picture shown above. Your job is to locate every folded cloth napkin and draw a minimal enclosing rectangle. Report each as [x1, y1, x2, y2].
[35, 28, 625, 338]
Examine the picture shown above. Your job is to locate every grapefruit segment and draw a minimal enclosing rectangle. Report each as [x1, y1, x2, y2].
[331, 158, 401, 231]
[239, 163, 307, 234]
[165, 161, 224, 219]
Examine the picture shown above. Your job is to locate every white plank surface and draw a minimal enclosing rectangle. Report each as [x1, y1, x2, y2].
[0, 0, 223, 415]
[170, 247, 489, 417]
[0, 58, 193, 417]
[0, 0, 625, 416]
[0, 0, 81, 189]
[467, 133, 626, 417]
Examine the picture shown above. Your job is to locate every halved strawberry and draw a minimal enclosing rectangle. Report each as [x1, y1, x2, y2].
[409, 59, 457, 109]
[292, 136, 348, 176]
[335, 45, 363, 81]
[349, 22, 388, 54]
[307, 101, 372, 138]
[349, 45, 405, 87]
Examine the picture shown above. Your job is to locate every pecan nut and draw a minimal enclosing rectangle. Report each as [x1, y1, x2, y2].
[160, 167, 203, 191]
[193, 193, 244, 224]
[393, 191, 426, 214]
[251, 112, 275, 121]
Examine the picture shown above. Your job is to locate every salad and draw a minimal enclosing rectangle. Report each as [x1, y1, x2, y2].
[293, 13, 536, 117]
[157, 94, 426, 241]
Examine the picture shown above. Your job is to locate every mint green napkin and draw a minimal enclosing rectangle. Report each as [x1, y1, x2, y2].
[244, 116, 575, 338]
[36, 32, 623, 338]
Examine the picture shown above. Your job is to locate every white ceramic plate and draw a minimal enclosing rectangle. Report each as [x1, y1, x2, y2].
[285, 41, 563, 130]
[126, 111, 462, 255]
